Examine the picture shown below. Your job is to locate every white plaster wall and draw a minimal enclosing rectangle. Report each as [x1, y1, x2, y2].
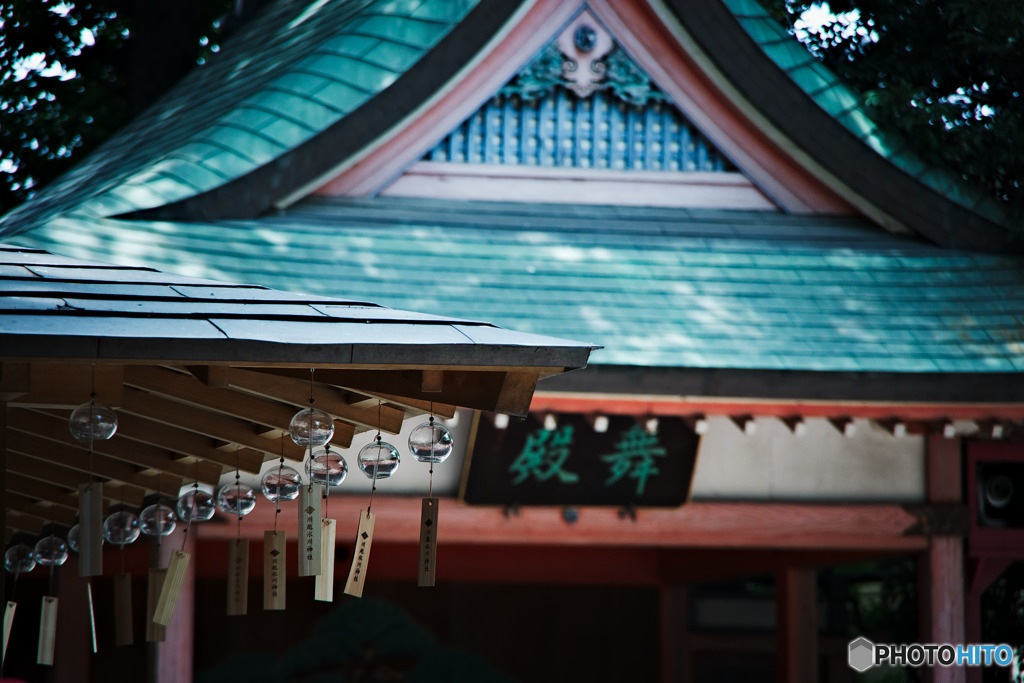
[689, 416, 926, 503]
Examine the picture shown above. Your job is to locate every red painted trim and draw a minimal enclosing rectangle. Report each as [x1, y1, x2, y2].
[194, 496, 926, 552]
[531, 392, 1024, 421]
[313, 0, 856, 217]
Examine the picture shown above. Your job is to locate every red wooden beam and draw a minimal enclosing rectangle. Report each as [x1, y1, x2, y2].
[531, 393, 1024, 421]
[194, 496, 927, 552]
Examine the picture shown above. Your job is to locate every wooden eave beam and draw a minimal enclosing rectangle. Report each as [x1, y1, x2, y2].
[345, 390, 457, 420]
[308, 368, 541, 417]
[6, 452, 147, 506]
[6, 472, 81, 511]
[5, 510, 44, 535]
[7, 408, 219, 485]
[5, 492, 77, 526]
[9, 362, 124, 408]
[223, 367, 405, 433]
[7, 430, 187, 493]
[119, 387, 307, 462]
[112, 409, 265, 473]
[124, 366, 356, 447]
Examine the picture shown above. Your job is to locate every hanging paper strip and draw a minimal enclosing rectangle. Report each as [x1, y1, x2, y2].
[114, 573, 133, 646]
[314, 519, 337, 602]
[78, 482, 103, 577]
[86, 582, 97, 653]
[226, 539, 249, 616]
[263, 531, 286, 611]
[146, 569, 167, 642]
[343, 511, 375, 598]
[36, 596, 58, 666]
[152, 550, 190, 627]
[297, 484, 323, 577]
[3, 601, 15, 667]
[418, 497, 439, 587]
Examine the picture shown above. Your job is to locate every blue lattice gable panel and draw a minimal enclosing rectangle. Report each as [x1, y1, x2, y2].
[11, 197, 1024, 373]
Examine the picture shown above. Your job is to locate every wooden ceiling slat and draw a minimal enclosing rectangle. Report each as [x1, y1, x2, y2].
[6, 452, 148, 507]
[124, 365, 356, 448]
[224, 368, 406, 433]
[5, 510, 44, 535]
[7, 409, 218, 485]
[314, 369, 521, 415]
[346, 390, 457, 419]
[120, 387, 306, 461]
[113, 410, 265, 474]
[10, 363, 124, 408]
[6, 472, 80, 511]
[7, 430, 186, 493]
[6, 492, 77, 526]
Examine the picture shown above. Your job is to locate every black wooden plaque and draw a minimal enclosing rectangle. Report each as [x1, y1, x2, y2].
[460, 413, 700, 507]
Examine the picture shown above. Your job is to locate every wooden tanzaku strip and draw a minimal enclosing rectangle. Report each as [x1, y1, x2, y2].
[418, 497, 439, 587]
[7, 431, 187, 492]
[263, 531, 286, 611]
[224, 368, 405, 434]
[226, 539, 249, 616]
[114, 574, 133, 646]
[112, 411, 265, 474]
[343, 511, 375, 599]
[8, 409, 221, 485]
[314, 519, 337, 602]
[146, 569, 167, 642]
[36, 596, 58, 666]
[120, 387, 307, 461]
[152, 550, 190, 627]
[297, 484, 323, 577]
[3, 601, 15, 667]
[78, 482, 103, 577]
[86, 582, 97, 653]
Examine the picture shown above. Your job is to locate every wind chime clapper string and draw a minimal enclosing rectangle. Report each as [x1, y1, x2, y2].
[409, 403, 454, 588]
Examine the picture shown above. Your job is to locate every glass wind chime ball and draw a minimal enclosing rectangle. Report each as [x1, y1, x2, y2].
[357, 437, 401, 479]
[140, 502, 177, 536]
[261, 465, 302, 502]
[409, 419, 454, 464]
[305, 445, 348, 486]
[68, 400, 118, 442]
[176, 488, 216, 522]
[33, 535, 69, 567]
[289, 407, 334, 447]
[216, 482, 256, 516]
[5, 543, 36, 574]
[103, 508, 141, 546]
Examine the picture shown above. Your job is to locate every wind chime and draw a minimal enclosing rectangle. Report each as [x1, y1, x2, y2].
[216, 458, 256, 616]
[291, 370, 341, 602]
[408, 409, 454, 587]
[3, 534, 35, 671]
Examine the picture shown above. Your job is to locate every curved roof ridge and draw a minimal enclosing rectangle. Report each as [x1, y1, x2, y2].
[0, 0, 481, 236]
[720, 0, 1008, 226]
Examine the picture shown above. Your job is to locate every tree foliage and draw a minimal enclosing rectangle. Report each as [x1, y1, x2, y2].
[765, 0, 1024, 225]
[0, 0, 235, 215]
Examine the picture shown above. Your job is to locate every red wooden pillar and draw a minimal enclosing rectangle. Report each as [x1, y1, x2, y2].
[776, 566, 817, 683]
[147, 525, 194, 683]
[659, 585, 691, 682]
[923, 435, 965, 683]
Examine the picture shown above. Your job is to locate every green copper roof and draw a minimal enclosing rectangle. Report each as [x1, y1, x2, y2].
[0, 0, 479, 234]
[720, 0, 1008, 225]
[10, 197, 1024, 373]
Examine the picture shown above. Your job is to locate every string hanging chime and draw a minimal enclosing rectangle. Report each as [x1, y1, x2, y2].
[409, 405, 454, 587]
